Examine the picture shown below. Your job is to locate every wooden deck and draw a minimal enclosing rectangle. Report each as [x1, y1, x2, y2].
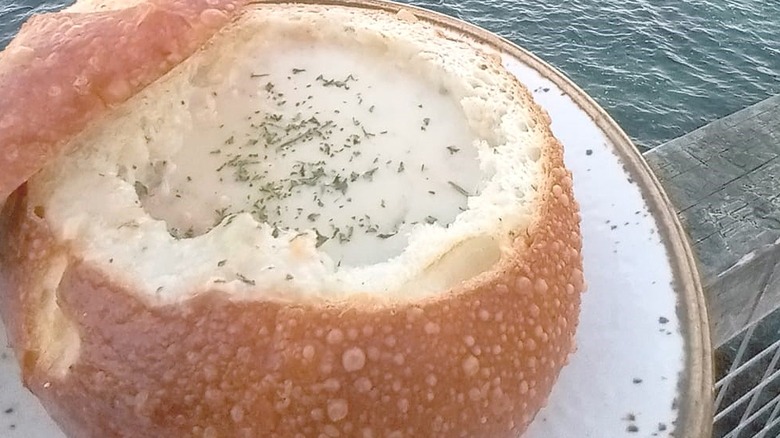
[645, 95, 780, 347]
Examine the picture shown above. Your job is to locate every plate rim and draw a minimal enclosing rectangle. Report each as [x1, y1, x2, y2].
[252, 0, 714, 435]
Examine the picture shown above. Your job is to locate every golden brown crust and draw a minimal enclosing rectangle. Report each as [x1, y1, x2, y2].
[0, 0, 245, 199]
[0, 122, 581, 437]
[0, 186, 65, 368]
[0, 2, 583, 436]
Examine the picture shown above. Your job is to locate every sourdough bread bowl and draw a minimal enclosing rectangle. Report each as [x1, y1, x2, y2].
[0, 0, 585, 436]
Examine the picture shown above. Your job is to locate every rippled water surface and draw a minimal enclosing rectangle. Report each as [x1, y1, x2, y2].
[2, 0, 778, 150]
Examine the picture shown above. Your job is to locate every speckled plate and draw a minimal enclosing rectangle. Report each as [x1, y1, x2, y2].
[0, 1, 712, 437]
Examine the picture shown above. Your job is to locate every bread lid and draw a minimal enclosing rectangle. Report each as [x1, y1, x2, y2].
[0, 0, 245, 200]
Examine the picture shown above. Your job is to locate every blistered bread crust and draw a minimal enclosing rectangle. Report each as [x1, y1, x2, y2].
[0, 3, 583, 438]
[2, 124, 580, 438]
[0, 0, 245, 199]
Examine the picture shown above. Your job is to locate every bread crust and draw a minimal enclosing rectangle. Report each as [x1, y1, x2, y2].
[1, 122, 581, 438]
[0, 0, 244, 199]
[0, 2, 584, 437]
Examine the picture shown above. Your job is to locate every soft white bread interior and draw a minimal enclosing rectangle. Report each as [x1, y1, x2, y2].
[0, 3, 583, 438]
[33, 5, 545, 303]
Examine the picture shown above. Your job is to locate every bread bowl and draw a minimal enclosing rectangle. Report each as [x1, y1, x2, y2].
[0, 1, 585, 436]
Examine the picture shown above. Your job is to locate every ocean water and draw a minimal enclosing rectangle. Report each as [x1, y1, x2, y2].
[1, 0, 778, 151]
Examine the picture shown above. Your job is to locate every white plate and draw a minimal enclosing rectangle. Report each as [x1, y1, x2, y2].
[506, 58, 695, 438]
[0, 1, 711, 437]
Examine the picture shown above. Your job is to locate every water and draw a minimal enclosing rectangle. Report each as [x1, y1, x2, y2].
[1, 0, 778, 151]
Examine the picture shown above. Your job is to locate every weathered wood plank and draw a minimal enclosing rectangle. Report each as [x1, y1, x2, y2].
[644, 95, 780, 346]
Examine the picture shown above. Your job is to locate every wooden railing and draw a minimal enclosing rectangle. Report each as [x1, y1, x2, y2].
[645, 94, 780, 348]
